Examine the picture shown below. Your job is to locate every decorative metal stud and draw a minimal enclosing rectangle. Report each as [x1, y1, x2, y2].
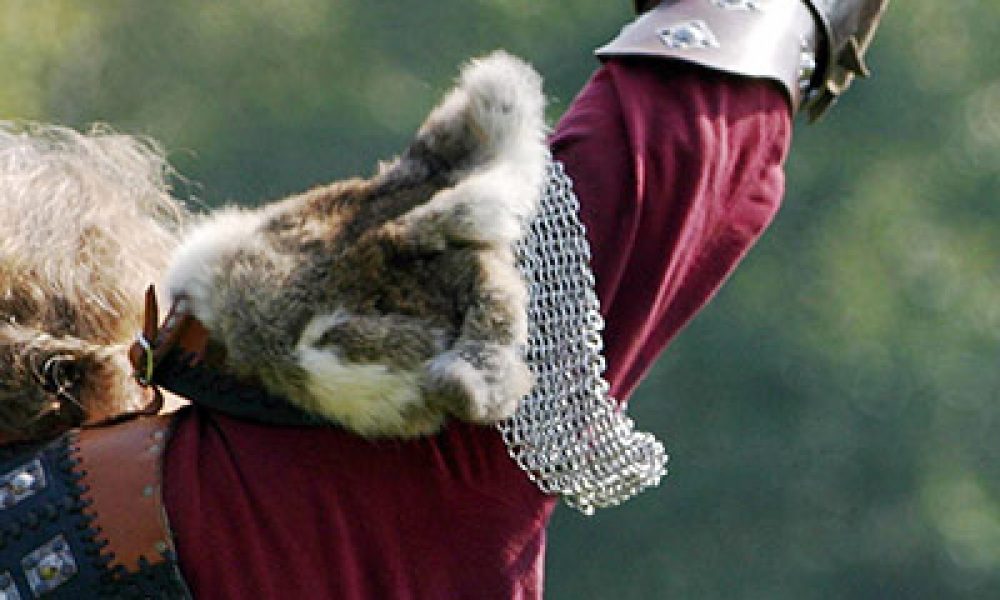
[658, 20, 720, 50]
[0, 460, 46, 510]
[22, 536, 77, 596]
[10, 472, 35, 495]
[712, 0, 766, 11]
[0, 571, 22, 600]
[798, 36, 817, 93]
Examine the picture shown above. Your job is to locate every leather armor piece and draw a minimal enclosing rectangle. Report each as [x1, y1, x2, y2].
[153, 349, 326, 426]
[609, 0, 890, 120]
[0, 415, 190, 598]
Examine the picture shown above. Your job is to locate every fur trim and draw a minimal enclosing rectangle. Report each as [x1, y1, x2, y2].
[163, 207, 264, 328]
[166, 51, 547, 436]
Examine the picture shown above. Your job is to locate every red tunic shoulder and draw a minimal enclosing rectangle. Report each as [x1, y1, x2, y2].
[163, 57, 791, 599]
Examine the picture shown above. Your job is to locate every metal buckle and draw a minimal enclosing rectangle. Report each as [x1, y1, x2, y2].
[134, 333, 155, 386]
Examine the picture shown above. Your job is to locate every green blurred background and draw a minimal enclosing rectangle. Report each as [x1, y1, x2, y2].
[4, 1, 999, 597]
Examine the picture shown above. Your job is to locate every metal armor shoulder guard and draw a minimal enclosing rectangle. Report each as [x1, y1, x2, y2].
[603, 0, 890, 120]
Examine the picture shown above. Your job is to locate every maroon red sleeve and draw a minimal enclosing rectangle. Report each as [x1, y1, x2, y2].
[551, 57, 793, 402]
[163, 57, 795, 600]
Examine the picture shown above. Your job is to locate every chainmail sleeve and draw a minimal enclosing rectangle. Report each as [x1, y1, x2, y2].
[501, 157, 668, 515]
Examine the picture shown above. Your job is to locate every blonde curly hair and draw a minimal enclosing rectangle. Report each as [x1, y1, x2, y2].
[0, 122, 187, 438]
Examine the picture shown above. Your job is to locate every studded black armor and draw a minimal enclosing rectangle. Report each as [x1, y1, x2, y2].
[0, 418, 190, 599]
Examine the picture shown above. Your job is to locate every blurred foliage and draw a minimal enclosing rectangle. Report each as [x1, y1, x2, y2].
[4, 0, 1000, 597]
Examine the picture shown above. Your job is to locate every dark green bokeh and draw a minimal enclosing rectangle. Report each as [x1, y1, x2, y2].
[5, 2, 999, 597]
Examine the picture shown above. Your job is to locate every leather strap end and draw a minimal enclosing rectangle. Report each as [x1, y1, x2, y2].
[142, 285, 159, 343]
[128, 285, 160, 385]
[129, 286, 159, 385]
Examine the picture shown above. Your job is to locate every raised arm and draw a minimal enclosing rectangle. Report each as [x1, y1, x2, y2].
[551, 0, 889, 401]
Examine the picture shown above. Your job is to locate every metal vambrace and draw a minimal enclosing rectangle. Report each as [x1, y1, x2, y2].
[606, 0, 890, 121]
[805, 0, 891, 120]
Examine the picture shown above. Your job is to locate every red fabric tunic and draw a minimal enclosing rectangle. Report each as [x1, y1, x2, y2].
[163, 57, 792, 599]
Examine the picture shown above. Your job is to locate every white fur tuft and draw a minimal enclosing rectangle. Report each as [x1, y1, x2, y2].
[458, 50, 546, 163]
[419, 50, 547, 180]
[294, 312, 438, 436]
[163, 207, 263, 327]
[402, 50, 547, 247]
[426, 343, 531, 423]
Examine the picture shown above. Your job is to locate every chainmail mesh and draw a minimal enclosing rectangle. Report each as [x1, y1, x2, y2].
[501, 158, 668, 515]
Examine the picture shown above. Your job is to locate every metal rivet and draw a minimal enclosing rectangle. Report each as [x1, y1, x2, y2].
[10, 472, 34, 494]
[37, 554, 63, 581]
[712, 0, 766, 11]
[657, 20, 720, 50]
[142, 485, 155, 497]
[154, 541, 169, 554]
[23, 535, 76, 595]
[0, 460, 47, 511]
[0, 570, 15, 600]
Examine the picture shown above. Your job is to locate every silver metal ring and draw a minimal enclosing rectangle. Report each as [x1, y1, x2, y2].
[134, 333, 155, 385]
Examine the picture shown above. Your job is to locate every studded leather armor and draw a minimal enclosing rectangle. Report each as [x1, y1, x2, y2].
[0, 416, 190, 599]
[606, 0, 891, 120]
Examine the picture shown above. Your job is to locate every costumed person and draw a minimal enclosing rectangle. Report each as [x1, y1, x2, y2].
[0, 1, 889, 598]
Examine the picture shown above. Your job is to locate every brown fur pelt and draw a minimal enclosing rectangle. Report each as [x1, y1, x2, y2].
[0, 51, 545, 440]
[0, 123, 186, 439]
[166, 51, 546, 436]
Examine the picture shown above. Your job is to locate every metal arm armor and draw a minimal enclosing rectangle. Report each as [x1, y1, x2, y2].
[604, 0, 890, 121]
[805, 0, 890, 119]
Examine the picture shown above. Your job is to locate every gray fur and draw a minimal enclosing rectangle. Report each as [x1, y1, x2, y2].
[167, 51, 547, 437]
